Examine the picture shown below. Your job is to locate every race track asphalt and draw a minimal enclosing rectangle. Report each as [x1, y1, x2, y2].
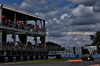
[0, 59, 100, 66]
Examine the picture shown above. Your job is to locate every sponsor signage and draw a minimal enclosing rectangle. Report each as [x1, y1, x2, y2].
[48, 56, 57, 59]
[91, 54, 100, 58]
[5, 57, 8, 62]
[27, 56, 30, 61]
[78, 54, 83, 58]
[20, 56, 23, 61]
[0, 55, 61, 62]
[78, 54, 91, 58]
[33, 56, 36, 60]
[61, 54, 77, 58]
[13, 57, 16, 62]
[39, 56, 41, 60]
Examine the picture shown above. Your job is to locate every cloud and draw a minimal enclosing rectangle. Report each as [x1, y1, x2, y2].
[18, 0, 100, 47]
[67, 0, 100, 13]
[93, 1, 100, 12]
[70, 5, 100, 26]
[68, 0, 97, 6]
[72, 5, 94, 17]
[66, 32, 95, 35]
[48, 31, 66, 38]
[20, 0, 47, 12]
[60, 13, 70, 20]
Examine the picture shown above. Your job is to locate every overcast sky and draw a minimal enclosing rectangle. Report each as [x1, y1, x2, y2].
[1, 0, 100, 47]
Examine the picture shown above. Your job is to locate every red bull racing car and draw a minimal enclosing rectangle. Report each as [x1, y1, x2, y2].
[82, 55, 94, 61]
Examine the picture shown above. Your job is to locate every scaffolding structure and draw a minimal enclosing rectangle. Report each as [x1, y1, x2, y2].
[0, 4, 48, 56]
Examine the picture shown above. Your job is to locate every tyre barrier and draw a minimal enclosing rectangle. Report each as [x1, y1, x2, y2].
[0, 55, 61, 63]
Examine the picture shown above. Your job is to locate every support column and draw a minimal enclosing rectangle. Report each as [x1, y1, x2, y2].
[34, 36, 37, 48]
[25, 16, 28, 26]
[0, 30, 2, 50]
[73, 47, 75, 54]
[40, 20, 42, 27]
[14, 33, 16, 47]
[35, 20, 37, 32]
[26, 34, 27, 56]
[14, 12, 16, 28]
[43, 20, 45, 32]
[40, 36, 45, 48]
[43, 20, 45, 27]
[13, 33, 17, 56]
[43, 36, 45, 48]
[35, 20, 37, 26]
[40, 20, 42, 32]
[0, 4, 3, 25]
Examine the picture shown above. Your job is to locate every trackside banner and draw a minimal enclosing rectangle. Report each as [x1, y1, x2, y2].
[91, 54, 100, 58]
[61, 54, 78, 58]
[0, 55, 61, 63]
[61, 54, 100, 58]
[78, 54, 91, 58]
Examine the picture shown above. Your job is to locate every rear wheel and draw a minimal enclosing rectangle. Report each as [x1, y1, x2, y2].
[91, 58, 94, 61]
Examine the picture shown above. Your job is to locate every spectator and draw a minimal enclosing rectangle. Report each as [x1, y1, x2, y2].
[27, 41, 32, 47]
[19, 21, 22, 25]
[8, 20, 13, 27]
[33, 24, 35, 31]
[5, 18, 8, 26]
[4, 51, 7, 56]
[15, 41, 18, 46]
[39, 26, 42, 32]
[18, 42, 22, 49]
[16, 20, 19, 28]
[21, 21, 25, 29]
[1, 15, 6, 26]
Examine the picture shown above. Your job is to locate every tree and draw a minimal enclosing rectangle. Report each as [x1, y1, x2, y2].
[45, 42, 65, 51]
[90, 31, 100, 50]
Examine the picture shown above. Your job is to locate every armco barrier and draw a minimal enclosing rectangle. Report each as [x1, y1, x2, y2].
[91, 54, 100, 58]
[0, 55, 61, 63]
[61, 54, 78, 58]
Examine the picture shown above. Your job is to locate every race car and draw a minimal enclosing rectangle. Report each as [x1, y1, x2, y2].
[82, 55, 94, 61]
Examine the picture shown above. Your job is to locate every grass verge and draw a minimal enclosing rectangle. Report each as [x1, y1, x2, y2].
[0, 59, 68, 64]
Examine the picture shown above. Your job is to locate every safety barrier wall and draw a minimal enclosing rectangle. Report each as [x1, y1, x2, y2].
[61, 54, 78, 58]
[0, 55, 61, 63]
[91, 54, 100, 58]
[61, 54, 100, 59]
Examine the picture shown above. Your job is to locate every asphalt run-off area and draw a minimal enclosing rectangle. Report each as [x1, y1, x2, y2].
[0, 59, 100, 66]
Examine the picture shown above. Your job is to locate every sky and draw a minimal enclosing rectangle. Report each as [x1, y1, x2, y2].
[1, 0, 100, 47]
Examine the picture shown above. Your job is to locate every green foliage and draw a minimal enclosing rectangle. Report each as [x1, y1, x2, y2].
[90, 31, 100, 50]
[45, 42, 65, 51]
[1, 59, 68, 64]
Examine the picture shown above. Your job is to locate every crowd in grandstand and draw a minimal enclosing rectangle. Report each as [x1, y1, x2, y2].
[1, 15, 46, 32]
[3, 41, 34, 50]
[3, 40, 47, 50]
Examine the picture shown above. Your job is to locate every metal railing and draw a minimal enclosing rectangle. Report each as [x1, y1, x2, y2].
[0, 21, 46, 33]
[1, 42, 48, 56]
